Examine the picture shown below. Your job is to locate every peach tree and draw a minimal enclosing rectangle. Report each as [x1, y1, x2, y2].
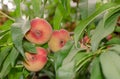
[0, 0, 120, 79]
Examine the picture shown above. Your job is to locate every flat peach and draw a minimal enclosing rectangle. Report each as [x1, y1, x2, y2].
[25, 18, 52, 44]
[48, 29, 71, 52]
[23, 47, 47, 72]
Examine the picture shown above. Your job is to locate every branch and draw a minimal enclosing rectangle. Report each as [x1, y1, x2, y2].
[0, 10, 15, 21]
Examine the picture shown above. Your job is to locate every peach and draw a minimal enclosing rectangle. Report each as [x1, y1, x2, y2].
[48, 29, 71, 52]
[23, 47, 47, 72]
[25, 17, 52, 44]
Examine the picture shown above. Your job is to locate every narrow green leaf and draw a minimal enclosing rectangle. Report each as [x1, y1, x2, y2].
[109, 45, 120, 55]
[74, 2, 120, 47]
[14, 0, 21, 17]
[90, 57, 103, 79]
[0, 32, 11, 45]
[0, 47, 19, 78]
[74, 52, 93, 71]
[54, 41, 74, 71]
[0, 53, 12, 78]
[63, 46, 82, 64]
[8, 68, 23, 79]
[60, 0, 71, 16]
[10, 47, 19, 67]
[56, 61, 75, 79]
[106, 37, 120, 45]
[53, 7, 63, 30]
[0, 46, 12, 67]
[11, 18, 30, 58]
[0, 64, 11, 78]
[0, 30, 10, 37]
[31, 0, 41, 18]
[0, 20, 13, 30]
[100, 51, 120, 79]
[23, 41, 36, 53]
[115, 26, 120, 32]
[91, 12, 119, 51]
[80, 0, 97, 19]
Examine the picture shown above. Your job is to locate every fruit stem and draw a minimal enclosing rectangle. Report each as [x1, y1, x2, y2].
[0, 10, 15, 21]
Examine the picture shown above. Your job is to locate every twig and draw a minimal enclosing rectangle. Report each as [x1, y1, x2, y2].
[0, 10, 15, 21]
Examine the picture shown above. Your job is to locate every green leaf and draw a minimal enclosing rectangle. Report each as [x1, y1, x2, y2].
[100, 51, 120, 79]
[74, 2, 120, 47]
[10, 47, 19, 67]
[54, 41, 74, 71]
[56, 61, 75, 79]
[63, 46, 82, 64]
[114, 0, 120, 3]
[109, 45, 120, 55]
[60, 0, 71, 16]
[0, 54, 12, 78]
[106, 37, 120, 45]
[11, 18, 30, 58]
[115, 26, 120, 32]
[90, 57, 103, 79]
[0, 32, 11, 45]
[31, 0, 41, 18]
[0, 64, 12, 78]
[0, 46, 12, 67]
[53, 7, 63, 30]
[0, 30, 10, 37]
[75, 52, 93, 71]
[53, 0, 71, 29]
[56, 46, 82, 79]
[23, 41, 36, 53]
[80, 0, 97, 19]
[8, 68, 24, 79]
[0, 20, 13, 30]
[0, 47, 19, 78]
[14, 0, 21, 17]
[91, 12, 119, 51]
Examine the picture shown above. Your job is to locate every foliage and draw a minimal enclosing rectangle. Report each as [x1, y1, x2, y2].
[0, 0, 120, 79]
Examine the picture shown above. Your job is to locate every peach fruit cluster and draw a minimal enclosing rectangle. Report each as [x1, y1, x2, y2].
[23, 17, 71, 72]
